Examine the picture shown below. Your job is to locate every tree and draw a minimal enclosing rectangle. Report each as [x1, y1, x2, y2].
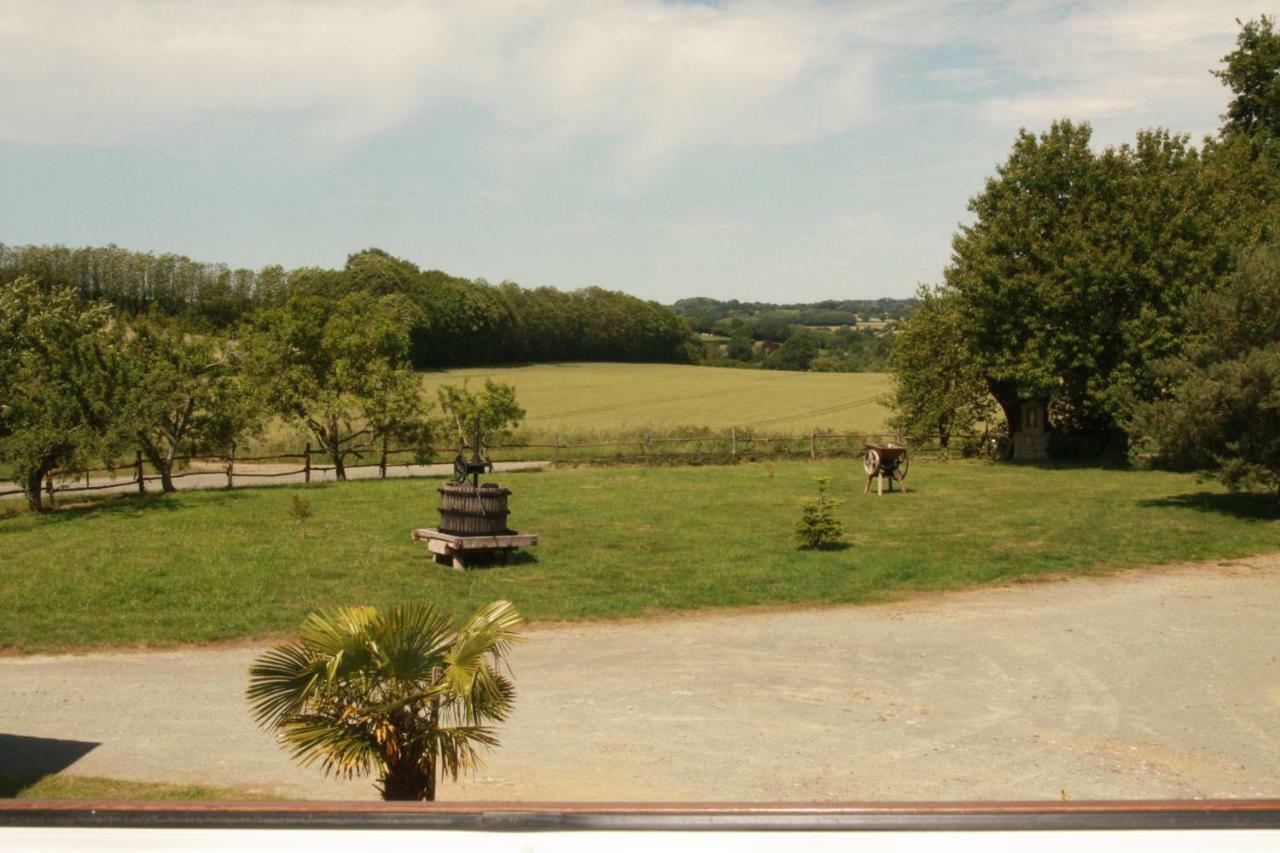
[0, 278, 127, 511]
[436, 380, 525, 451]
[247, 600, 521, 801]
[944, 121, 1219, 457]
[1129, 239, 1280, 499]
[887, 287, 995, 450]
[244, 288, 432, 480]
[793, 477, 844, 549]
[725, 332, 755, 362]
[118, 316, 260, 492]
[1214, 15, 1280, 138]
[765, 329, 819, 371]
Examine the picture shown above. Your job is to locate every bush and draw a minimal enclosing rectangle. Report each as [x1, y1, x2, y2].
[793, 477, 845, 549]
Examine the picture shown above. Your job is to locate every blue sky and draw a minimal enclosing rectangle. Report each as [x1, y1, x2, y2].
[0, 1, 1270, 301]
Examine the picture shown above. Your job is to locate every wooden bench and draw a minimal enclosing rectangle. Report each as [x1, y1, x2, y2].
[411, 528, 538, 570]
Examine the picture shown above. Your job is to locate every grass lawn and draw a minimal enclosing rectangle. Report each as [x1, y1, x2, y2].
[0, 773, 272, 800]
[1, 459, 1277, 653]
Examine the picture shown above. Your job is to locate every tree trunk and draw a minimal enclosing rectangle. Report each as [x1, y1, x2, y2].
[24, 466, 46, 513]
[379, 760, 435, 801]
[140, 436, 177, 493]
[987, 379, 1022, 460]
[328, 417, 346, 481]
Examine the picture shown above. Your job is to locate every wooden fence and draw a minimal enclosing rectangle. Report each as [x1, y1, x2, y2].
[0, 429, 933, 502]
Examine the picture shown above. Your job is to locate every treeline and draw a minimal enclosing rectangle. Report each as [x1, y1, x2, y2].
[701, 325, 892, 373]
[672, 296, 915, 337]
[0, 245, 697, 368]
[889, 16, 1280, 496]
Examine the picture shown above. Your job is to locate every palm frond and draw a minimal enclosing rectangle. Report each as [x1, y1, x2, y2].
[279, 715, 383, 779]
[443, 600, 523, 704]
[373, 602, 455, 684]
[246, 641, 325, 727]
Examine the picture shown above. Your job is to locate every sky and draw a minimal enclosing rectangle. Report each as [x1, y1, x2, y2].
[0, 1, 1271, 302]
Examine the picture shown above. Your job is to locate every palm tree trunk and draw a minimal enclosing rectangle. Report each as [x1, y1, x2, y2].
[379, 760, 434, 801]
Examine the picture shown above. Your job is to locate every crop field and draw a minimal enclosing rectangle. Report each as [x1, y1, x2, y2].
[2, 459, 1276, 654]
[420, 362, 893, 434]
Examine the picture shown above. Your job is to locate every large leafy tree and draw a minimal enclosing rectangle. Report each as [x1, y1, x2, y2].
[119, 315, 261, 492]
[248, 600, 521, 801]
[0, 278, 128, 511]
[887, 287, 994, 450]
[1214, 15, 1280, 138]
[1129, 239, 1280, 499]
[244, 286, 433, 479]
[942, 121, 1219, 456]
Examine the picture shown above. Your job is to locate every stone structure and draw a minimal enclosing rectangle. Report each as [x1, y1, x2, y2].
[1011, 401, 1049, 461]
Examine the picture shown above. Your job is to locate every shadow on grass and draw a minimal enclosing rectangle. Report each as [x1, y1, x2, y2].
[0, 733, 100, 797]
[419, 548, 540, 571]
[0, 490, 250, 530]
[1139, 491, 1279, 521]
[796, 542, 853, 552]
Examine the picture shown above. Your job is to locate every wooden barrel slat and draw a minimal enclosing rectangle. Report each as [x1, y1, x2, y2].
[438, 482, 511, 536]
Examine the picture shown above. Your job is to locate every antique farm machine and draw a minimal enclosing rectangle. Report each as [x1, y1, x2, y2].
[411, 415, 537, 569]
[863, 442, 909, 495]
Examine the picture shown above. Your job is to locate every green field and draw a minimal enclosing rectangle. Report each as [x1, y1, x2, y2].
[421, 363, 892, 434]
[2, 460, 1276, 653]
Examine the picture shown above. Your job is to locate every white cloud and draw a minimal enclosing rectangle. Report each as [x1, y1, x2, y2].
[0, 0, 926, 167]
[0, 0, 1267, 178]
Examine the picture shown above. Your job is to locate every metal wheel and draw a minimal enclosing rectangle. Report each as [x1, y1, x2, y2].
[862, 448, 880, 476]
[897, 452, 909, 480]
[452, 454, 468, 483]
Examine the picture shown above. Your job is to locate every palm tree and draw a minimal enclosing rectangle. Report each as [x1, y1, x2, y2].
[247, 599, 521, 801]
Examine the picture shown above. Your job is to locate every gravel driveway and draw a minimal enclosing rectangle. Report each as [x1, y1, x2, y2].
[3, 555, 1278, 801]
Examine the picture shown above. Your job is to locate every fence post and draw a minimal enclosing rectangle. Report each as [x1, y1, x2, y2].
[226, 443, 236, 489]
[810, 429, 817, 461]
[554, 433, 560, 464]
[45, 472, 54, 507]
[730, 427, 737, 459]
[304, 443, 311, 484]
[379, 437, 388, 479]
[644, 432, 652, 466]
[135, 450, 145, 495]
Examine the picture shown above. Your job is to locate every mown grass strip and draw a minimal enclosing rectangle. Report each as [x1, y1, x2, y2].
[1, 459, 1276, 653]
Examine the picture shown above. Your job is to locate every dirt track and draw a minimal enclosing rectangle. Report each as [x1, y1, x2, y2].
[3, 555, 1279, 801]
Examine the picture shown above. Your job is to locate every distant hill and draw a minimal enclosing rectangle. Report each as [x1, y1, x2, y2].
[670, 297, 916, 334]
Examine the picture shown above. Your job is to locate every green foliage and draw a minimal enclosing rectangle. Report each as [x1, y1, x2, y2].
[766, 329, 820, 371]
[1129, 240, 1280, 497]
[289, 494, 312, 524]
[793, 477, 845, 549]
[248, 600, 521, 801]
[0, 278, 128, 510]
[887, 286, 995, 449]
[942, 121, 1224, 454]
[436, 379, 525, 449]
[119, 315, 261, 491]
[243, 287, 433, 478]
[725, 332, 755, 362]
[1214, 15, 1280, 138]
[0, 243, 698, 366]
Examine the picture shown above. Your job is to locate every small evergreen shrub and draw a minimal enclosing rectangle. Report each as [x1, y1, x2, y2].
[289, 494, 312, 524]
[793, 477, 845, 549]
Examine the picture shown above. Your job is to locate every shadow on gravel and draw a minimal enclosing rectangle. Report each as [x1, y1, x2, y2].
[0, 733, 99, 796]
[1139, 491, 1279, 521]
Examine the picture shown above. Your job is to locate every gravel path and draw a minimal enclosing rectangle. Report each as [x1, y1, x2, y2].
[0, 460, 548, 502]
[3, 555, 1278, 801]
